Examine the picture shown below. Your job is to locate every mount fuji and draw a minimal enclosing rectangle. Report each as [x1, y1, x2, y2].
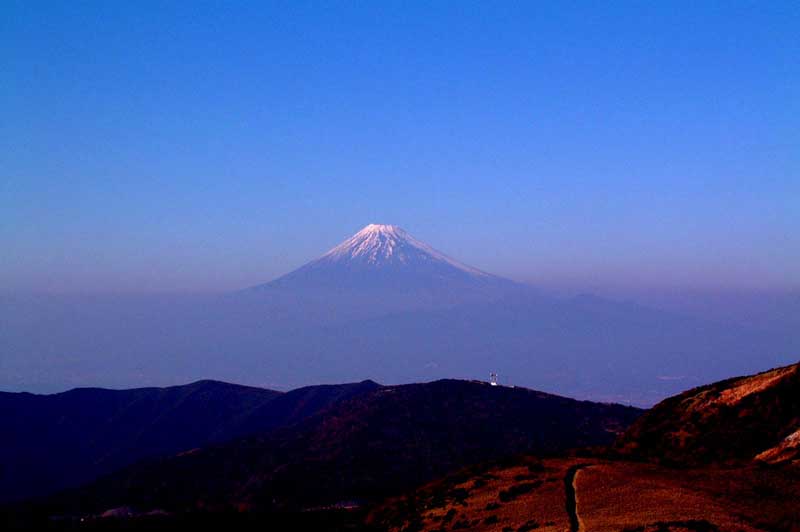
[245, 224, 527, 316]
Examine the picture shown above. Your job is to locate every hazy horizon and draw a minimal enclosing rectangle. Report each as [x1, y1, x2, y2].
[3, 220, 798, 295]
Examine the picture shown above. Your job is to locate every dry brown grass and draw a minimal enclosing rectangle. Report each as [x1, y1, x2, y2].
[714, 365, 797, 407]
[380, 458, 577, 532]
[577, 462, 762, 532]
[378, 457, 800, 532]
[413, 463, 569, 532]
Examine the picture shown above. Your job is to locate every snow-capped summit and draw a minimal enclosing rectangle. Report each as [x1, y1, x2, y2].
[319, 224, 488, 276]
[246, 224, 523, 312]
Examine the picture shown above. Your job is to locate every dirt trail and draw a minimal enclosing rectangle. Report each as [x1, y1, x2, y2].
[564, 464, 591, 532]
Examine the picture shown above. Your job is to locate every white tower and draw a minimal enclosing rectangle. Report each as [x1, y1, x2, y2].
[490, 372, 498, 386]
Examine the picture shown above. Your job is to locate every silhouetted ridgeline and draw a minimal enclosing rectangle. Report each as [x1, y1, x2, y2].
[0, 379, 379, 502]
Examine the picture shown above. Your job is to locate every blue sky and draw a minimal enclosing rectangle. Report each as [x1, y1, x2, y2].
[2, 1, 798, 293]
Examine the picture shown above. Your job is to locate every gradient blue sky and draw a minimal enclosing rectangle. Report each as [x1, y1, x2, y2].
[2, 1, 798, 293]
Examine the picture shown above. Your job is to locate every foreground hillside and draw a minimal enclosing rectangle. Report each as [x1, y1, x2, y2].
[375, 363, 800, 532]
[616, 362, 800, 465]
[0, 379, 379, 502]
[23, 380, 640, 517]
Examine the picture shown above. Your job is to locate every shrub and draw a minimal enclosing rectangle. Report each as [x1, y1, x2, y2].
[498, 481, 542, 502]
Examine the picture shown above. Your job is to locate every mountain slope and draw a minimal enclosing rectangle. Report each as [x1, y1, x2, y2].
[615, 362, 800, 465]
[0, 379, 379, 503]
[38, 380, 641, 515]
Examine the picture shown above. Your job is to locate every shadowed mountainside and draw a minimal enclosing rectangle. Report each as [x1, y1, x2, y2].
[32, 380, 640, 516]
[0, 379, 379, 503]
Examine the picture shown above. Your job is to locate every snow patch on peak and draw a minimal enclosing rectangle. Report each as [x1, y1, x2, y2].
[359, 224, 403, 233]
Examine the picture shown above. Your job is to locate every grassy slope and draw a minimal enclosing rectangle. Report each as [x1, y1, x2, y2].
[374, 457, 800, 532]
